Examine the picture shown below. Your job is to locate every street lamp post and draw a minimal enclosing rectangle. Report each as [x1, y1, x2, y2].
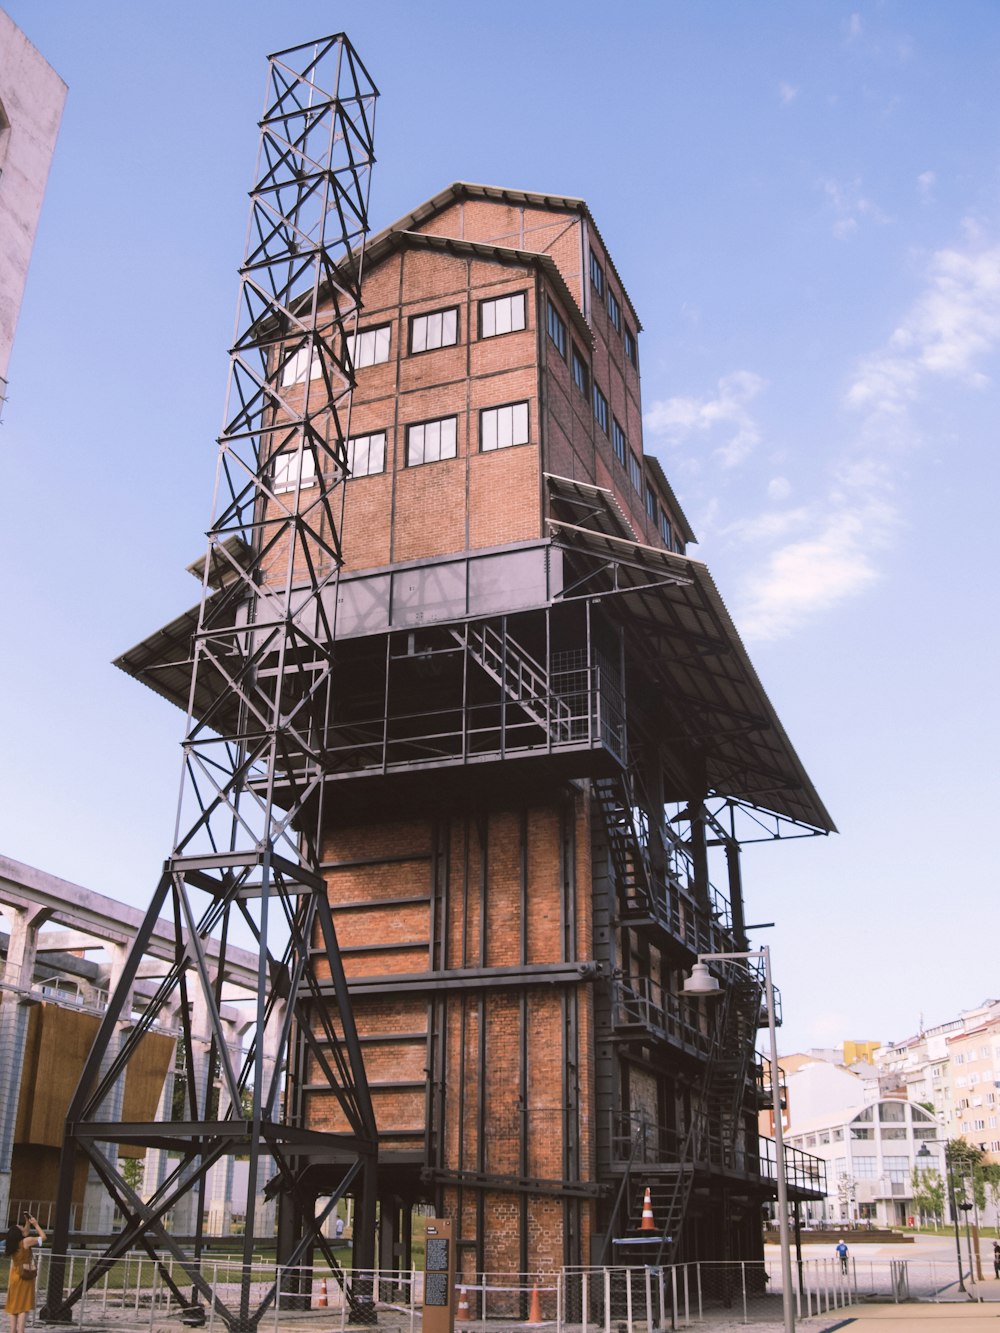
[682, 945, 794, 1333]
[917, 1141, 967, 1295]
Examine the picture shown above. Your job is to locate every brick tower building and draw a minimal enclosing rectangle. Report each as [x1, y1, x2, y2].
[120, 182, 830, 1280]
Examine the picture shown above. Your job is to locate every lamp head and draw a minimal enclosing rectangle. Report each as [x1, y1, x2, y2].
[682, 961, 721, 997]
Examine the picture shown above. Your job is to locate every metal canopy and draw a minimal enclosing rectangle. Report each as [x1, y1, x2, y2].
[546, 516, 835, 834]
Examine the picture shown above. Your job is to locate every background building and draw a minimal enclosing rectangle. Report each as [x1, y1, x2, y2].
[0, 9, 65, 411]
[120, 182, 831, 1278]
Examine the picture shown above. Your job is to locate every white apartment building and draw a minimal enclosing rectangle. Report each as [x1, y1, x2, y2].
[785, 1100, 940, 1228]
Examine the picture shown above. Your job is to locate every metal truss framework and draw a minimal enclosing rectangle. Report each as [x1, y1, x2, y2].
[44, 36, 379, 1333]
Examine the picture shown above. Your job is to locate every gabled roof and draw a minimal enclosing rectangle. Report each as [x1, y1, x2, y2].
[367, 181, 643, 332]
[360, 228, 592, 346]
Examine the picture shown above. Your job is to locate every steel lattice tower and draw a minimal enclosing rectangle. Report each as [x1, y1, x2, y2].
[44, 36, 379, 1333]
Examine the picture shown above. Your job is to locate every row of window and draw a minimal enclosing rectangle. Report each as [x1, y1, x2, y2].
[281, 293, 530, 386]
[547, 297, 664, 520]
[590, 250, 637, 367]
[271, 402, 532, 488]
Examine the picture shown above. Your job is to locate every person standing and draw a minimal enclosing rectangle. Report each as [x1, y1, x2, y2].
[992, 1238, 1000, 1278]
[835, 1238, 849, 1275]
[5, 1213, 46, 1333]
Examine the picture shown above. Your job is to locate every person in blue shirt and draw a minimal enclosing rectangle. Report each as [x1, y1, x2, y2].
[836, 1239, 849, 1274]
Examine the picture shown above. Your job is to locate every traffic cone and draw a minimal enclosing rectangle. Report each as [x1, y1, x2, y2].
[316, 1278, 328, 1309]
[526, 1284, 542, 1324]
[457, 1287, 470, 1321]
[640, 1186, 656, 1232]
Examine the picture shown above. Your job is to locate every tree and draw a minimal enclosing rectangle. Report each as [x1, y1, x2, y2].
[948, 1140, 986, 1212]
[911, 1165, 945, 1229]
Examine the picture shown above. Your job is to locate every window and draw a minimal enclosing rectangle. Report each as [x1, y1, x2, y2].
[572, 347, 589, 397]
[851, 1126, 873, 1140]
[272, 448, 316, 493]
[955, 1053, 965, 1065]
[628, 451, 642, 493]
[853, 1156, 877, 1178]
[612, 417, 627, 464]
[410, 308, 458, 354]
[481, 401, 529, 452]
[880, 1127, 906, 1139]
[982, 1047, 993, 1060]
[884, 1156, 909, 1184]
[347, 431, 386, 478]
[644, 483, 656, 521]
[880, 1102, 906, 1122]
[589, 251, 604, 297]
[407, 416, 457, 466]
[658, 507, 672, 547]
[975, 1118, 986, 1130]
[624, 326, 637, 368]
[281, 344, 322, 387]
[607, 289, 621, 333]
[593, 384, 609, 434]
[480, 292, 526, 338]
[546, 300, 566, 358]
[348, 324, 391, 368]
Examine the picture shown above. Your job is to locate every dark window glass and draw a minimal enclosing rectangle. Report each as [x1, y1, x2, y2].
[645, 483, 656, 520]
[571, 347, 589, 397]
[624, 327, 637, 369]
[607, 290, 621, 334]
[628, 451, 642, 493]
[546, 299, 566, 358]
[590, 251, 604, 297]
[658, 507, 672, 547]
[593, 384, 609, 435]
[612, 417, 626, 464]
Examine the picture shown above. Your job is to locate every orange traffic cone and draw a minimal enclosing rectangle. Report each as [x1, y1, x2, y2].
[640, 1186, 657, 1232]
[526, 1284, 542, 1325]
[316, 1278, 328, 1309]
[457, 1287, 470, 1322]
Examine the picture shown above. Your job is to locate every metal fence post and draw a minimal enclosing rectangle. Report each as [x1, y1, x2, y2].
[582, 1269, 589, 1333]
[740, 1260, 747, 1325]
[603, 1267, 611, 1333]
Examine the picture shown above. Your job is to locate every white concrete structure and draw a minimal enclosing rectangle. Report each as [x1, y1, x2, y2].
[0, 10, 66, 399]
[0, 854, 270, 1236]
[785, 1099, 940, 1228]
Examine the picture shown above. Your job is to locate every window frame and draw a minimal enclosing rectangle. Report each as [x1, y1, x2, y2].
[480, 400, 530, 453]
[658, 507, 672, 547]
[628, 450, 642, 493]
[624, 326, 637, 369]
[589, 250, 604, 297]
[611, 417, 626, 465]
[644, 482, 656, 522]
[479, 290, 527, 340]
[571, 346, 590, 398]
[607, 289, 621, 334]
[546, 299, 567, 359]
[408, 306, 459, 355]
[347, 323, 392, 369]
[593, 383, 609, 435]
[346, 430, 387, 479]
[406, 414, 458, 467]
[272, 447, 317, 494]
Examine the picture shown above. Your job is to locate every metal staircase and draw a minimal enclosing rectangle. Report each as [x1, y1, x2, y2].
[456, 619, 575, 742]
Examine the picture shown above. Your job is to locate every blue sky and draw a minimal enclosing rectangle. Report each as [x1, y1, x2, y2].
[2, 1, 997, 1055]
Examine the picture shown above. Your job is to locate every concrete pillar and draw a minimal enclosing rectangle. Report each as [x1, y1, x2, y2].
[0, 903, 49, 1228]
[169, 986, 213, 1240]
[83, 941, 134, 1233]
[143, 999, 182, 1215]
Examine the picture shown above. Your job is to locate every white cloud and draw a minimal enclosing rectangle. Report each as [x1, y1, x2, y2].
[767, 476, 791, 501]
[917, 170, 936, 201]
[736, 506, 882, 642]
[821, 177, 891, 239]
[644, 370, 766, 468]
[847, 12, 862, 41]
[778, 82, 799, 106]
[847, 232, 1000, 413]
